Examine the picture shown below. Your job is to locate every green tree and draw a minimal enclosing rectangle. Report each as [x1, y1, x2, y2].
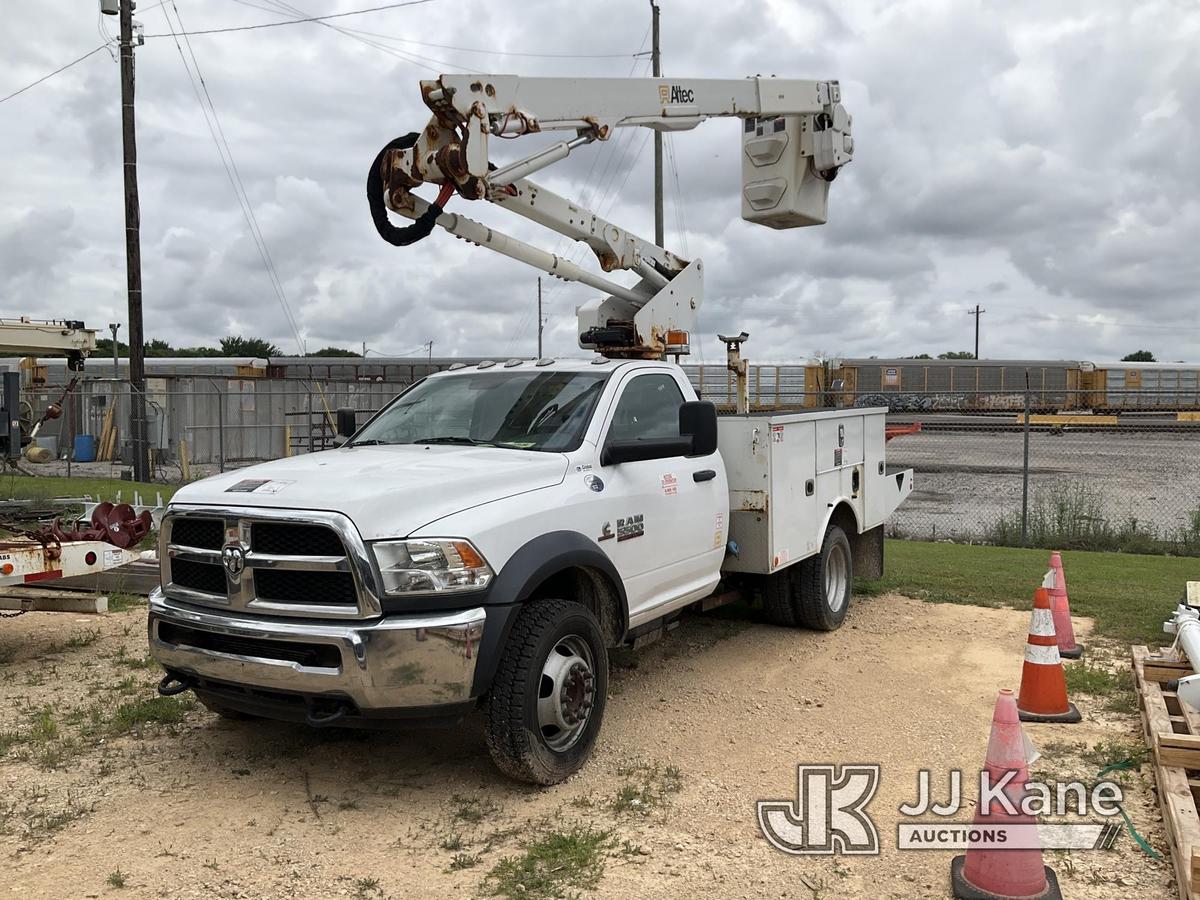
[144, 338, 175, 357]
[938, 351, 976, 359]
[1121, 350, 1156, 362]
[309, 346, 362, 357]
[904, 353, 933, 359]
[219, 336, 282, 357]
[95, 337, 128, 357]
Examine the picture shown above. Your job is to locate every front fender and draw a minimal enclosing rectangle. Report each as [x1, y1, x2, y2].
[469, 530, 628, 698]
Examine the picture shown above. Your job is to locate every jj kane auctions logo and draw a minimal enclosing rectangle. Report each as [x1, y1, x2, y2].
[758, 765, 1125, 855]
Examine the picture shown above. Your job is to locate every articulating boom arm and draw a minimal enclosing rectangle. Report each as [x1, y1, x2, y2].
[372, 75, 852, 357]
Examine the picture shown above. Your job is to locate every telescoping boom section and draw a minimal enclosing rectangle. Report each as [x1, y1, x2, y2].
[368, 75, 853, 358]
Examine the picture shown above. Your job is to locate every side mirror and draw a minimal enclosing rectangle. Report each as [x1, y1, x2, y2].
[334, 407, 357, 446]
[601, 436, 693, 466]
[679, 401, 718, 456]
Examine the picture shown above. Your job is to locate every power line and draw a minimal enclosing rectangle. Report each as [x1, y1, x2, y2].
[247, 0, 465, 73]
[142, 0, 437, 38]
[321, 27, 640, 59]
[161, 2, 305, 354]
[0, 44, 112, 105]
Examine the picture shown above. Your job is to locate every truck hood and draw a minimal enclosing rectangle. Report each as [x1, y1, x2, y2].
[171, 445, 569, 540]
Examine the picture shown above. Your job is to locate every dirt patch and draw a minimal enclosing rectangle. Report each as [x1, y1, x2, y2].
[0, 595, 1173, 898]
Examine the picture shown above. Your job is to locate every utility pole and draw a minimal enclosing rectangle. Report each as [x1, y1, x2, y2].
[968, 304, 985, 359]
[115, 0, 149, 481]
[536, 277, 543, 358]
[650, 0, 664, 247]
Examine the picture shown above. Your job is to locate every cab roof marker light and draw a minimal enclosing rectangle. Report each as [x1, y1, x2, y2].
[503, 358, 523, 367]
[535, 358, 555, 367]
[477, 360, 497, 369]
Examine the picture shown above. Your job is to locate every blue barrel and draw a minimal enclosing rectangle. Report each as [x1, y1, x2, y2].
[74, 434, 98, 463]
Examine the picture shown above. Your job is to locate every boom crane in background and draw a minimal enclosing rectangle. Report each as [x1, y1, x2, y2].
[0, 318, 95, 370]
[368, 74, 853, 358]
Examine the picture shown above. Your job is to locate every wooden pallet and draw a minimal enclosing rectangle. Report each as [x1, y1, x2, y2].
[1134, 644, 1200, 900]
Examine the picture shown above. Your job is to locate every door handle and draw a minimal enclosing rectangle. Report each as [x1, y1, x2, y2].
[693, 469, 717, 482]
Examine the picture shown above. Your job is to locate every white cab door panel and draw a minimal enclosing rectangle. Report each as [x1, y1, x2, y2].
[585, 370, 726, 625]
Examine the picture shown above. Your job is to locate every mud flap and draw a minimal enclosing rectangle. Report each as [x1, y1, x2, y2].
[850, 524, 884, 580]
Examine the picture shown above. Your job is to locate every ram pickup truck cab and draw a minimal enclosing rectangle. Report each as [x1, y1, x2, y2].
[149, 357, 912, 783]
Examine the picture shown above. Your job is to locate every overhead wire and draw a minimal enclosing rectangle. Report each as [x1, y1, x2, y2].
[513, 26, 653, 353]
[244, 0, 466, 73]
[161, 2, 306, 354]
[321, 26, 641, 59]
[520, 54, 656, 352]
[142, 0, 438, 38]
[0, 44, 112, 105]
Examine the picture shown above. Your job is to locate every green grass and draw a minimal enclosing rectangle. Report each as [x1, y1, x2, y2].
[858, 539, 1197, 643]
[981, 483, 1200, 556]
[610, 762, 683, 816]
[1064, 662, 1123, 696]
[109, 696, 192, 735]
[485, 825, 613, 899]
[448, 852, 482, 871]
[107, 593, 147, 613]
[0, 474, 178, 503]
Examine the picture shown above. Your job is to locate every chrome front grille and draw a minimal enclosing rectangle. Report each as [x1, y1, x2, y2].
[161, 506, 381, 619]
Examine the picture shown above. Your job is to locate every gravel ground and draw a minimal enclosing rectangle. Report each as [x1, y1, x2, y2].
[887, 429, 1200, 541]
[0, 594, 1173, 899]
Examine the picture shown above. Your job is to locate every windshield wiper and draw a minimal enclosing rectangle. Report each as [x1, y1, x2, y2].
[348, 439, 392, 446]
[412, 436, 494, 446]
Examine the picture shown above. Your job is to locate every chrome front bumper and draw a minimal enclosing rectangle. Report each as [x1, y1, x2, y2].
[148, 588, 486, 709]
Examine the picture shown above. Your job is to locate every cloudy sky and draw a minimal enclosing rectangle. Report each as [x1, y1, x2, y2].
[2, 0, 1197, 364]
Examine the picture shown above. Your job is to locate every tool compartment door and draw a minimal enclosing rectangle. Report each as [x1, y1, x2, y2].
[767, 419, 819, 569]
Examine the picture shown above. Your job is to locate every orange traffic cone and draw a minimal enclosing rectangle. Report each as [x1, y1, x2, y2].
[951, 689, 1062, 899]
[1048, 552, 1083, 659]
[1017, 587, 1081, 723]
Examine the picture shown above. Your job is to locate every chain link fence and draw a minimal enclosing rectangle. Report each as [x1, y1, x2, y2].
[869, 391, 1200, 556]
[16, 374, 1200, 556]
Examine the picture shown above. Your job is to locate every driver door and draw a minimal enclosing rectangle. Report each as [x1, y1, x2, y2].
[592, 371, 726, 626]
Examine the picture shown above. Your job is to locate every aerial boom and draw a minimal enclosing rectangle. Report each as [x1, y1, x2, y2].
[371, 74, 852, 357]
[0, 318, 94, 369]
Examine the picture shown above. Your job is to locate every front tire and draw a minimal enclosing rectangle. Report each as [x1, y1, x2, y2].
[484, 599, 608, 785]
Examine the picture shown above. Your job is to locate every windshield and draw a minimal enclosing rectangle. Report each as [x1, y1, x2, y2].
[350, 369, 609, 452]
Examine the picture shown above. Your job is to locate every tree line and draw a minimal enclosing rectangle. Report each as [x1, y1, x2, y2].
[93, 337, 362, 358]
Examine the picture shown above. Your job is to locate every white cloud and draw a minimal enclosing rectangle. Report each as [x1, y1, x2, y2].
[0, 0, 1196, 364]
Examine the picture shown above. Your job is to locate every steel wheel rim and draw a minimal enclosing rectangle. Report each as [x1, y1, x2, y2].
[536, 634, 596, 752]
[825, 542, 848, 612]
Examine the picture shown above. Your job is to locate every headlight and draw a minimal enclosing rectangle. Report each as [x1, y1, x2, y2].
[371, 539, 494, 596]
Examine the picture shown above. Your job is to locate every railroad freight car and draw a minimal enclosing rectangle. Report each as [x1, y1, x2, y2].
[1087, 363, 1200, 411]
[836, 359, 1092, 412]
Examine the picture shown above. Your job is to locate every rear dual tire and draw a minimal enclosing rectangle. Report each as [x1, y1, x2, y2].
[762, 525, 852, 631]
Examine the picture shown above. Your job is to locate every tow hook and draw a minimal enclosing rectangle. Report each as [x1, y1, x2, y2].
[157, 673, 194, 696]
[305, 700, 349, 728]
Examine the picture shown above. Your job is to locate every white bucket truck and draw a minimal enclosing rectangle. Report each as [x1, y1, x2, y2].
[149, 74, 912, 783]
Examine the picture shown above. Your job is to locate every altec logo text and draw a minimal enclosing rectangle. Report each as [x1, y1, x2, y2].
[658, 84, 695, 105]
